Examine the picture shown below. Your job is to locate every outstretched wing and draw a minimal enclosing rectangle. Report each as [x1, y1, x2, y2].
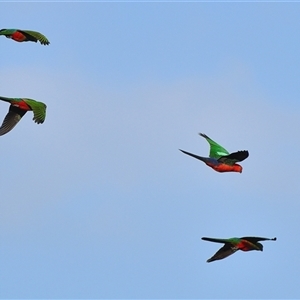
[19, 30, 50, 45]
[206, 244, 238, 263]
[199, 133, 229, 159]
[0, 105, 27, 136]
[241, 236, 277, 243]
[25, 99, 47, 124]
[218, 150, 249, 165]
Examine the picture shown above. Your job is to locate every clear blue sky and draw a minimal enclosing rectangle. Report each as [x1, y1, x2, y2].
[1, 2, 300, 299]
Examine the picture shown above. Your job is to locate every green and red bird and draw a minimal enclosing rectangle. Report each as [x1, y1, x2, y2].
[202, 236, 277, 263]
[0, 96, 47, 136]
[179, 133, 249, 173]
[0, 29, 50, 45]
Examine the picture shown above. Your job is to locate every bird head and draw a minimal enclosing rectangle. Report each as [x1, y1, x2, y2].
[256, 242, 263, 251]
[0, 29, 15, 37]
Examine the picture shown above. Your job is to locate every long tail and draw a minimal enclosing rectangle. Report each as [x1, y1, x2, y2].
[202, 237, 231, 244]
[199, 133, 210, 139]
[0, 96, 13, 103]
[179, 149, 207, 163]
[263, 237, 277, 241]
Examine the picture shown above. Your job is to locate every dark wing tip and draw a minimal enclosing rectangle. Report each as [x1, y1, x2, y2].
[32, 117, 45, 124]
[242, 150, 249, 158]
[199, 133, 209, 139]
[237, 150, 249, 161]
[33, 119, 44, 124]
[225, 150, 249, 162]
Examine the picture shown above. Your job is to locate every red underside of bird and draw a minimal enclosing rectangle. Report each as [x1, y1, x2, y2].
[10, 31, 27, 42]
[12, 99, 31, 110]
[204, 161, 242, 173]
[236, 240, 256, 251]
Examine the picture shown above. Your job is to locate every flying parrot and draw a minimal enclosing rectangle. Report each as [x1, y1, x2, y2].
[179, 133, 249, 173]
[202, 236, 277, 263]
[0, 29, 50, 45]
[0, 96, 47, 136]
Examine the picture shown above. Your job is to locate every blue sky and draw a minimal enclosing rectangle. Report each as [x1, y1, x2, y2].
[1, 2, 300, 299]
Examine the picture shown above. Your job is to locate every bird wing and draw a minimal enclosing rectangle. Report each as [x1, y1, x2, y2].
[206, 244, 238, 263]
[18, 30, 50, 45]
[217, 150, 249, 165]
[241, 236, 277, 243]
[199, 133, 229, 159]
[24, 99, 47, 124]
[0, 105, 27, 136]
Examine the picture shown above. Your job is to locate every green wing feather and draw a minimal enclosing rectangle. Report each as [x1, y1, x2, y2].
[24, 99, 47, 124]
[19, 30, 50, 45]
[199, 133, 229, 159]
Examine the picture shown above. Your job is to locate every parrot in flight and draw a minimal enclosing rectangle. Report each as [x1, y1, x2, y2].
[0, 96, 47, 136]
[202, 236, 277, 262]
[0, 29, 50, 45]
[179, 133, 249, 173]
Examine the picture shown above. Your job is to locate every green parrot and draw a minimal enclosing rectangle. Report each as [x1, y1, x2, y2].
[180, 133, 249, 173]
[0, 29, 50, 45]
[202, 236, 277, 262]
[0, 96, 47, 136]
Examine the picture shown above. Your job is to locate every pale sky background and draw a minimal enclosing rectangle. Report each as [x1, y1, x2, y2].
[1, 2, 300, 299]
